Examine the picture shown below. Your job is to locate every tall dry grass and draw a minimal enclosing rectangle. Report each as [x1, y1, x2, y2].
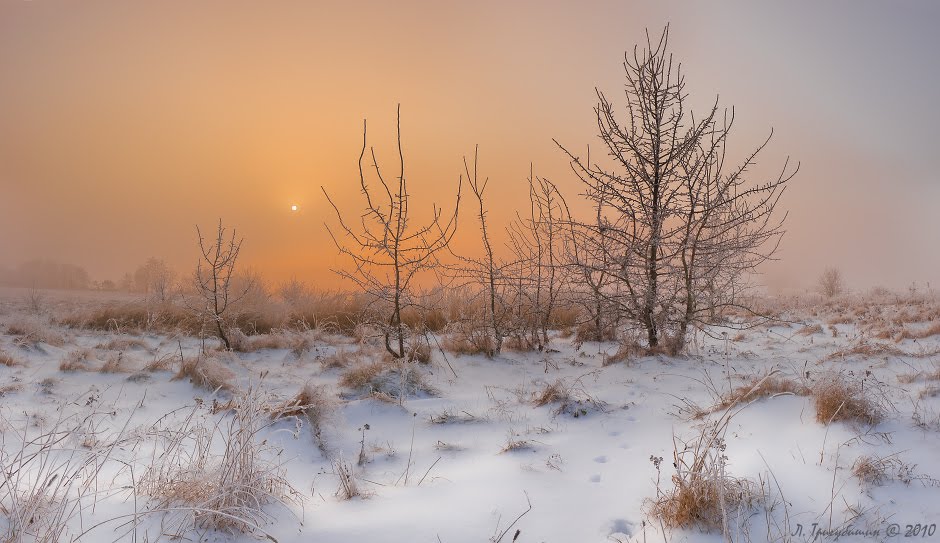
[139, 388, 300, 539]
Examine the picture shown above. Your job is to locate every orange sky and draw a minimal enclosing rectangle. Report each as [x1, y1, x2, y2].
[2, 1, 939, 291]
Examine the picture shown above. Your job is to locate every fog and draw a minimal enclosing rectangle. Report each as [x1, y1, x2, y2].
[2, 1, 938, 292]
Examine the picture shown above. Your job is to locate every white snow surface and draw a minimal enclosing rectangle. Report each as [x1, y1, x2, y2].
[1, 290, 939, 543]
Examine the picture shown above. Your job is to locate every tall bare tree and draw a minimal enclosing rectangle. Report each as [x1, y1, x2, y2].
[194, 219, 250, 350]
[558, 26, 796, 353]
[323, 105, 461, 359]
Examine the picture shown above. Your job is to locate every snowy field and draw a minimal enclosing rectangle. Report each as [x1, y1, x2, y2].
[1, 287, 940, 543]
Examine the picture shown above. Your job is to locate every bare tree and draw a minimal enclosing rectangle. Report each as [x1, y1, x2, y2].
[818, 267, 844, 298]
[323, 105, 461, 359]
[505, 166, 570, 350]
[565, 187, 620, 343]
[134, 257, 175, 302]
[558, 26, 796, 353]
[194, 219, 251, 350]
[442, 147, 508, 355]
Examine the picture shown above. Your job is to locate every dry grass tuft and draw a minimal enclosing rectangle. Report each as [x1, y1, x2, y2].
[500, 431, 534, 453]
[0, 409, 121, 541]
[602, 342, 643, 366]
[333, 458, 361, 500]
[58, 301, 200, 335]
[319, 348, 356, 369]
[289, 334, 313, 358]
[59, 348, 96, 372]
[273, 383, 337, 451]
[919, 386, 940, 399]
[895, 322, 940, 341]
[531, 376, 606, 418]
[813, 375, 883, 425]
[338, 359, 434, 399]
[532, 380, 568, 407]
[713, 375, 810, 412]
[173, 354, 236, 392]
[338, 361, 385, 390]
[574, 320, 618, 344]
[441, 330, 495, 357]
[96, 337, 151, 352]
[141, 389, 298, 538]
[826, 340, 907, 360]
[928, 367, 940, 381]
[648, 421, 757, 532]
[99, 352, 129, 373]
[144, 353, 177, 372]
[0, 383, 22, 397]
[6, 317, 65, 348]
[406, 340, 432, 364]
[0, 350, 20, 367]
[229, 329, 308, 353]
[852, 454, 922, 486]
[796, 323, 824, 336]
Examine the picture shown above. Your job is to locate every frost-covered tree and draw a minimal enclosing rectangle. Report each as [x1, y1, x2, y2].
[558, 26, 797, 353]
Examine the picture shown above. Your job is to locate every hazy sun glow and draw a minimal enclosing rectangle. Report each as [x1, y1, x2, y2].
[1, 1, 939, 290]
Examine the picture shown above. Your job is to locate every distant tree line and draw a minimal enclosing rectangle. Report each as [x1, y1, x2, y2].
[0, 259, 92, 290]
[0, 257, 175, 294]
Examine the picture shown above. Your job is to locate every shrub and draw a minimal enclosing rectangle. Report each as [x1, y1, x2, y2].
[818, 267, 844, 298]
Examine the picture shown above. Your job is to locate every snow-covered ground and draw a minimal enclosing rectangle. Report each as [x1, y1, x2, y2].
[1, 288, 939, 543]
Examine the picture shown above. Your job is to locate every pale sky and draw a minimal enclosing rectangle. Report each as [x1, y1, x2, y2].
[1, 1, 938, 291]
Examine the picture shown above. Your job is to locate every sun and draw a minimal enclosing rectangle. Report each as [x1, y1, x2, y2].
[290, 204, 298, 212]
